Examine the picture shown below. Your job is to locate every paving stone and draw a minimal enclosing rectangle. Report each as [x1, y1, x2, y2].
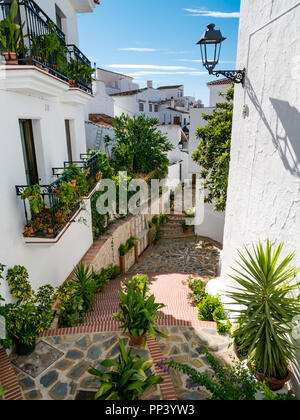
[68, 363, 88, 379]
[54, 359, 74, 371]
[181, 391, 207, 400]
[20, 376, 35, 389]
[65, 350, 84, 360]
[25, 390, 43, 400]
[40, 371, 58, 388]
[80, 377, 101, 389]
[50, 382, 68, 400]
[87, 346, 101, 361]
[76, 336, 90, 349]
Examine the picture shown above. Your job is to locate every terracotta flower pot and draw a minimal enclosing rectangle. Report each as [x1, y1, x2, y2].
[4, 52, 18, 65]
[253, 364, 292, 391]
[129, 333, 144, 347]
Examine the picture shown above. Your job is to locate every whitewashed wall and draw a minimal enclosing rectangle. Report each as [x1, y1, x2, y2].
[36, 0, 80, 46]
[188, 107, 225, 243]
[85, 80, 114, 119]
[209, 84, 232, 107]
[0, 88, 93, 301]
[220, 0, 300, 398]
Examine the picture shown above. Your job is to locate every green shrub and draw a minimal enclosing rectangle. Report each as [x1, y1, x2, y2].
[88, 338, 163, 400]
[0, 266, 55, 346]
[57, 281, 85, 328]
[124, 274, 148, 293]
[160, 348, 293, 400]
[188, 277, 206, 306]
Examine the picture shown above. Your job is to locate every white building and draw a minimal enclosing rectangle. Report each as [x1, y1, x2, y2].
[207, 78, 233, 107]
[187, 78, 232, 244]
[0, 0, 97, 300]
[207, 0, 300, 397]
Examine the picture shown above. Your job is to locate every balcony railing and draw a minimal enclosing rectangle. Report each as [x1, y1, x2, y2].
[16, 154, 101, 239]
[0, 0, 93, 94]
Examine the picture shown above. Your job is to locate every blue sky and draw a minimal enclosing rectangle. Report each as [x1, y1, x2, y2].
[78, 0, 241, 106]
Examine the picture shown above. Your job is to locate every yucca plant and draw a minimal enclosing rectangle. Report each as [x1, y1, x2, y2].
[227, 239, 300, 380]
[114, 282, 167, 345]
[88, 338, 163, 400]
[72, 263, 97, 312]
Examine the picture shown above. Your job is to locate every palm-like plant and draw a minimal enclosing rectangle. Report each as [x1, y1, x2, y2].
[88, 338, 163, 400]
[227, 239, 300, 379]
[114, 282, 167, 345]
[73, 263, 97, 312]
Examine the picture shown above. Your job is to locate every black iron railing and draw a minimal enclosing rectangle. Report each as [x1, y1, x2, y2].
[0, 0, 93, 93]
[16, 172, 80, 239]
[16, 155, 100, 239]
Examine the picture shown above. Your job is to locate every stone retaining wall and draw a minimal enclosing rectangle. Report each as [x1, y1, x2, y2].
[82, 213, 152, 273]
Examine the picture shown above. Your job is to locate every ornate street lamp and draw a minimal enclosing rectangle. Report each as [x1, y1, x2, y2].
[197, 24, 245, 85]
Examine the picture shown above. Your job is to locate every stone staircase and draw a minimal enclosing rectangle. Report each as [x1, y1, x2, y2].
[160, 214, 195, 239]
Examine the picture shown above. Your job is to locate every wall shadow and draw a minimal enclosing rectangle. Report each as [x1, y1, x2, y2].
[245, 78, 300, 177]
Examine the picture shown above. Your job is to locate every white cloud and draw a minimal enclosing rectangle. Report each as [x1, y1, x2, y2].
[176, 59, 236, 64]
[118, 48, 158, 52]
[106, 64, 198, 71]
[184, 9, 240, 18]
[124, 71, 207, 77]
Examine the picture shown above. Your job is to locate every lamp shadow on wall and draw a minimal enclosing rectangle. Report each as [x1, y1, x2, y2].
[245, 78, 300, 177]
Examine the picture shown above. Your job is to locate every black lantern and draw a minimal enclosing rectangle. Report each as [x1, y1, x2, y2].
[197, 23, 245, 85]
[197, 24, 226, 74]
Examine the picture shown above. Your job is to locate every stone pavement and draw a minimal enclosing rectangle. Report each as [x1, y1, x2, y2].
[11, 326, 234, 401]
[4, 236, 233, 400]
[129, 237, 221, 276]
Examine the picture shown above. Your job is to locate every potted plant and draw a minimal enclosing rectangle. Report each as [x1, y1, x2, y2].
[67, 58, 77, 87]
[182, 221, 189, 234]
[0, 266, 56, 355]
[153, 226, 162, 245]
[114, 279, 167, 346]
[0, 0, 24, 65]
[88, 338, 163, 400]
[228, 239, 300, 391]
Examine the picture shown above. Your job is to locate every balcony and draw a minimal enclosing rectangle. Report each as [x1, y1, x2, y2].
[0, 0, 93, 95]
[16, 154, 101, 242]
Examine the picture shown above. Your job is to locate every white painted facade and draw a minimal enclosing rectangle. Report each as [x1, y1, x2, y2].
[112, 88, 166, 119]
[0, 0, 96, 300]
[211, 0, 300, 397]
[208, 82, 232, 107]
[188, 107, 225, 244]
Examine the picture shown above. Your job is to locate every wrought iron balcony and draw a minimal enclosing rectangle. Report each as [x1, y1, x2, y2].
[0, 0, 93, 94]
[16, 154, 101, 239]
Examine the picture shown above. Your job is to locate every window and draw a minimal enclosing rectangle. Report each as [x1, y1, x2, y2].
[139, 102, 144, 112]
[149, 103, 153, 112]
[55, 5, 65, 31]
[154, 104, 159, 113]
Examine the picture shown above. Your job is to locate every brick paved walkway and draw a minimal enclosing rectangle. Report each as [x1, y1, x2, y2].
[2, 237, 232, 400]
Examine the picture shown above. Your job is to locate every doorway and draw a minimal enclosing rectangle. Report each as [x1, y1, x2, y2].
[19, 120, 39, 185]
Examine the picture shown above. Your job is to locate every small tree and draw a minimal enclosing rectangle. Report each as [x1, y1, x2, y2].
[192, 86, 234, 212]
[112, 114, 173, 178]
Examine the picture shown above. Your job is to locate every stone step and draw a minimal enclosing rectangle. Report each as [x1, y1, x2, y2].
[162, 233, 195, 239]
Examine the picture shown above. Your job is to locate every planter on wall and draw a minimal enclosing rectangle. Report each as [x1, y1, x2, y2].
[120, 255, 126, 274]
[134, 243, 139, 263]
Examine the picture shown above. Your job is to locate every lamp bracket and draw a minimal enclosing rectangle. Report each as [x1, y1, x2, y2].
[209, 68, 246, 85]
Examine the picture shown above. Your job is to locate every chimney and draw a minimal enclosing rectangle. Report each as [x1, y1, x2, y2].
[147, 80, 153, 89]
